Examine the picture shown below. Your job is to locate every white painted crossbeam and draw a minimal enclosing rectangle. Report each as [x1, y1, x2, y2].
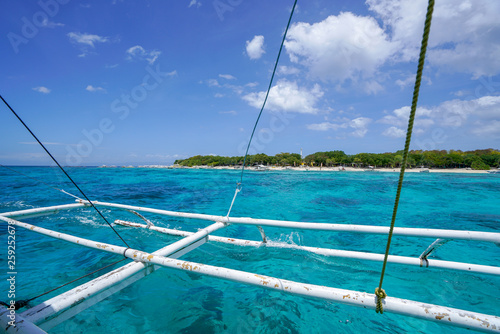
[2, 215, 498, 333]
[114, 219, 500, 276]
[91, 201, 500, 243]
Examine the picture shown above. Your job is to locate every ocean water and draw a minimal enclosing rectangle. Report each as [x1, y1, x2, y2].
[0, 167, 499, 333]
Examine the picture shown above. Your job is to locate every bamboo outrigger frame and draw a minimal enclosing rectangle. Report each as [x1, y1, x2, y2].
[1, 200, 499, 333]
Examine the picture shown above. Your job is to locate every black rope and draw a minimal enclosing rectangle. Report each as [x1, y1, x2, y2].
[123, 247, 131, 257]
[239, 0, 298, 184]
[0, 94, 130, 248]
[1, 258, 126, 310]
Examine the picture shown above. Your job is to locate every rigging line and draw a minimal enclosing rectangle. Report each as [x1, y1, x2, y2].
[375, 0, 435, 314]
[0, 164, 82, 201]
[1, 258, 127, 310]
[0, 94, 131, 248]
[225, 183, 241, 218]
[238, 0, 298, 185]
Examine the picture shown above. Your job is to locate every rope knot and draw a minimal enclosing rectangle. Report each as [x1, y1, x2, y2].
[375, 287, 387, 314]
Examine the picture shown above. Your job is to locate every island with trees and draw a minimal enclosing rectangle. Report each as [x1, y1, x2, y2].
[173, 149, 499, 170]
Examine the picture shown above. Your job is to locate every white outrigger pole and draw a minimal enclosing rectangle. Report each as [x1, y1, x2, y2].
[1, 201, 499, 333]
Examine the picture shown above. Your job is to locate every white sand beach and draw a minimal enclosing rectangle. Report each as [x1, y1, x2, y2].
[145, 165, 493, 174]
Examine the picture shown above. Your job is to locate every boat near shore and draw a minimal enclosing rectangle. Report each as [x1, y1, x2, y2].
[419, 166, 430, 173]
[254, 164, 269, 171]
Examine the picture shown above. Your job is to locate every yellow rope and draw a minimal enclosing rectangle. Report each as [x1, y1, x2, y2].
[375, 0, 435, 314]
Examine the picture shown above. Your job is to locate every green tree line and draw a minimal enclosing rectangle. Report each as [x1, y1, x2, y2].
[174, 152, 302, 167]
[174, 149, 500, 170]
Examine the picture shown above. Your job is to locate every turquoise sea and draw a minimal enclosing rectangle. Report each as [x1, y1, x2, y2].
[1, 167, 499, 333]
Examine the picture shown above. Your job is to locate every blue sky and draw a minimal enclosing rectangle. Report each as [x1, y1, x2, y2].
[1, 0, 499, 166]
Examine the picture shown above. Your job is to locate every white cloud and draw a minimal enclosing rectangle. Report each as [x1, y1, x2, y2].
[225, 84, 244, 95]
[452, 90, 470, 97]
[380, 95, 500, 138]
[395, 74, 415, 89]
[471, 120, 500, 137]
[86, 85, 106, 93]
[207, 77, 246, 96]
[367, 0, 500, 77]
[363, 80, 384, 95]
[219, 74, 236, 80]
[279, 66, 300, 75]
[276, 0, 500, 97]
[207, 79, 220, 87]
[246, 35, 265, 60]
[214, 93, 224, 98]
[284, 12, 395, 83]
[435, 95, 500, 127]
[382, 126, 405, 138]
[380, 105, 434, 131]
[349, 117, 373, 137]
[32, 86, 51, 94]
[67, 32, 108, 47]
[219, 110, 237, 115]
[366, 0, 426, 62]
[126, 45, 161, 64]
[307, 117, 372, 137]
[188, 0, 201, 8]
[307, 122, 340, 131]
[242, 80, 323, 114]
[41, 18, 64, 28]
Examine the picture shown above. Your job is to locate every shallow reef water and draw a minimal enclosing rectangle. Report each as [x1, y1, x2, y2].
[0, 167, 499, 333]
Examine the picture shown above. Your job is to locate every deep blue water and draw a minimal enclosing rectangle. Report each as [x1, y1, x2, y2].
[0, 167, 499, 333]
